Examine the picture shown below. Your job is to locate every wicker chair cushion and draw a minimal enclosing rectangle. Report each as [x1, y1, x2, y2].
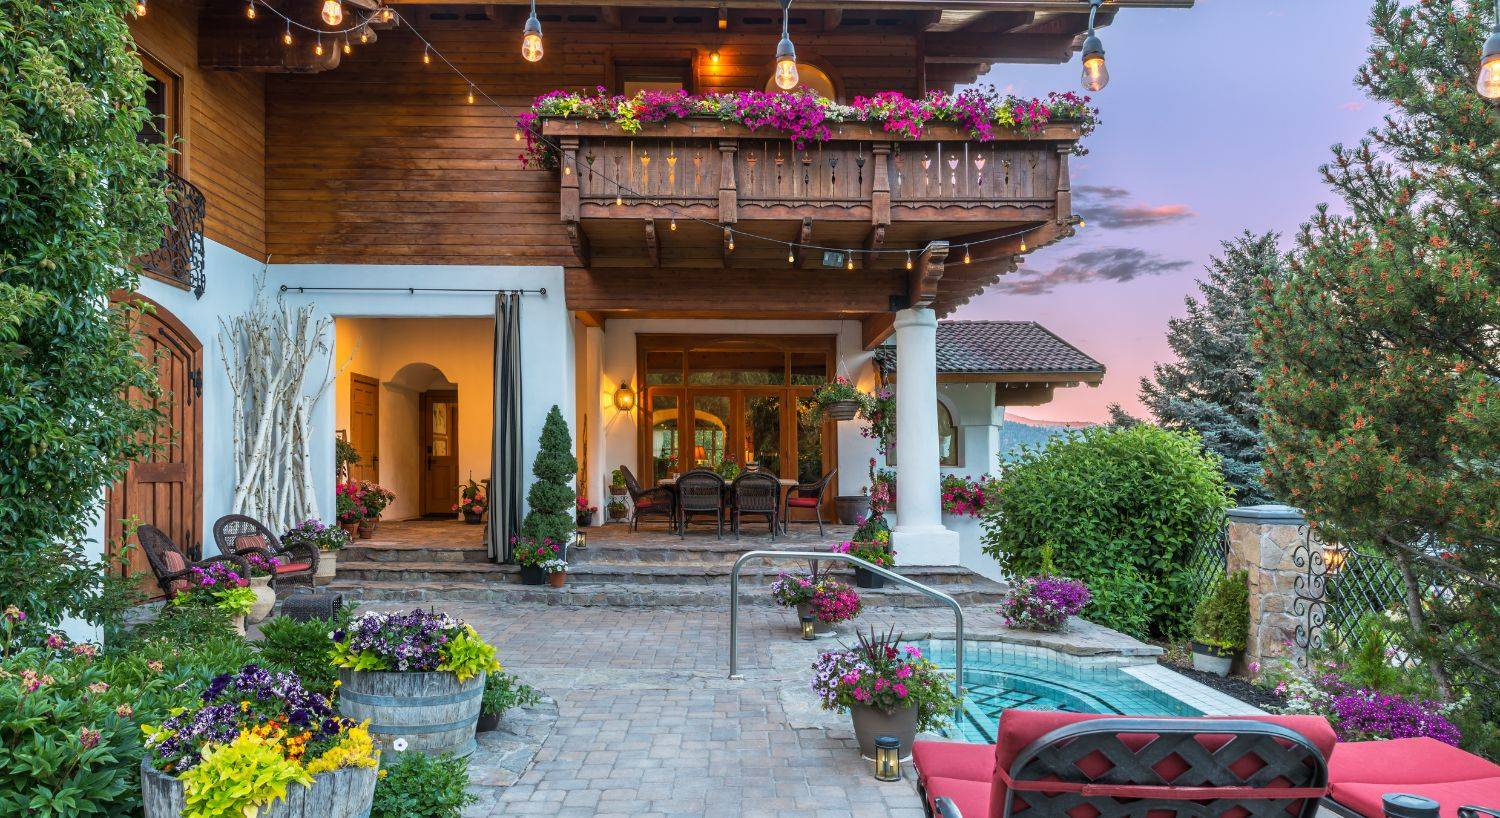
[636, 496, 662, 508]
[787, 496, 820, 508]
[233, 533, 268, 552]
[159, 549, 190, 594]
[275, 562, 313, 574]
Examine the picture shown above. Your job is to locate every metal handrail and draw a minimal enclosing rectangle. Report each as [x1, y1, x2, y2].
[727, 550, 964, 709]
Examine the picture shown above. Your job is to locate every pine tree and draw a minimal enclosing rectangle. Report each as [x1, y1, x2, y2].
[1141, 232, 1285, 505]
[520, 405, 578, 546]
[1255, 0, 1498, 700]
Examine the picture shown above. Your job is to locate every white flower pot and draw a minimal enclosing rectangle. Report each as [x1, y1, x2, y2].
[1190, 642, 1235, 677]
[231, 614, 246, 636]
[316, 550, 338, 579]
[247, 576, 276, 624]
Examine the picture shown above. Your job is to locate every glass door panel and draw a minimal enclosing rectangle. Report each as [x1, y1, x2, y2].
[795, 394, 827, 484]
[647, 389, 682, 482]
[690, 392, 733, 470]
[741, 392, 782, 475]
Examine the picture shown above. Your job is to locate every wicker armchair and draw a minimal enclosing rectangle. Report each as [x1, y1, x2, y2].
[731, 472, 781, 540]
[211, 514, 318, 589]
[783, 468, 837, 535]
[676, 468, 727, 538]
[136, 524, 251, 600]
[621, 464, 675, 531]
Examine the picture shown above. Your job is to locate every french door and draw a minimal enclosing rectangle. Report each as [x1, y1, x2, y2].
[643, 386, 828, 485]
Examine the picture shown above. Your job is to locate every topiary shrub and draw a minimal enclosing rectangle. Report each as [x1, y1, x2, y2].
[520, 405, 577, 547]
[982, 424, 1231, 640]
[1191, 569, 1249, 652]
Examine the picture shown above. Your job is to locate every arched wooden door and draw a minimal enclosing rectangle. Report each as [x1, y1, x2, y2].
[108, 296, 203, 599]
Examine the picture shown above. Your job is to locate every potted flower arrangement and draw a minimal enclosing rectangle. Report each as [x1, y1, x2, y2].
[140, 665, 378, 818]
[476, 671, 541, 732]
[330, 609, 502, 757]
[283, 518, 349, 581]
[335, 482, 367, 538]
[170, 562, 257, 635]
[939, 474, 993, 518]
[512, 536, 564, 585]
[998, 575, 1091, 633]
[770, 571, 818, 634]
[356, 481, 395, 537]
[810, 628, 960, 759]
[576, 496, 596, 526]
[609, 468, 627, 497]
[242, 550, 283, 624]
[812, 376, 867, 421]
[1190, 569, 1249, 676]
[454, 478, 488, 525]
[807, 577, 862, 635]
[833, 533, 895, 589]
[541, 557, 569, 588]
[859, 385, 895, 455]
[607, 498, 627, 522]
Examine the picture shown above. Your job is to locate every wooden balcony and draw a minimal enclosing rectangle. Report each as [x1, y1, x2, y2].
[545, 118, 1079, 272]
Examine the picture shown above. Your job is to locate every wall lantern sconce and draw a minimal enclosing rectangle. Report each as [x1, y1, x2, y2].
[612, 382, 637, 412]
[873, 735, 901, 781]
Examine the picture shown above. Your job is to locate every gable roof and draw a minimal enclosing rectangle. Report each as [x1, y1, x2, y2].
[874, 320, 1104, 381]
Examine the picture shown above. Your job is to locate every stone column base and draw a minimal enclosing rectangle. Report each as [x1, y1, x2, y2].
[892, 525, 960, 567]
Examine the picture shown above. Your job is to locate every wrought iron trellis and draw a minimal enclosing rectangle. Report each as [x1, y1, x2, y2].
[1184, 521, 1229, 605]
[139, 169, 206, 299]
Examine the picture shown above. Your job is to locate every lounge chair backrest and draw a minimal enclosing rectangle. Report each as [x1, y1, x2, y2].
[992, 711, 1334, 818]
[677, 469, 725, 512]
[212, 513, 281, 556]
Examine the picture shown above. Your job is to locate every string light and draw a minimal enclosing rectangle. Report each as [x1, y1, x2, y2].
[905, 251, 913, 270]
[1079, 0, 1109, 92]
[846, 253, 854, 270]
[1480, 2, 1500, 99]
[670, 218, 677, 231]
[1019, 237, 1027, 252]
[423, 46, 432, 65]
[359, 28, 370, 44]
[788, 249, 796, 263]
[246, 1, 255, 20]
[725, 228, 735, 251]
[1078, 218, 1086, 228]
[521, 0, 544, 62]
[135, 0, 147, 16]
[314, 35, 324, 57]
[342, 38, 352, 55]
[616, 193, 623, 207]
[773, 0, 798, 90]
[321, 0, 343, 26]
[467, 85, 475, 104]
[283, 22, 293, 46]
[963, 246, 971, 264]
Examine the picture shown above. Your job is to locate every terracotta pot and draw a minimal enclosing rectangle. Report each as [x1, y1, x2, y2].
[339, 522, 359, 538]
[247, 575, 276, 623]
[849, 702, 918, 761]
[356, 520, 374, 539]
[547, 571, 566, 588]
[463, 511, 485, 525]
[518, 565, 546, 585]
[822, 399, 861, 421]
[315, 550, 338, 579]
[835, 495, 872, 525]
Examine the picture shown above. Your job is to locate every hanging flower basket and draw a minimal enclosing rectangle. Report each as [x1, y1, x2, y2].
[823, 400, 861, 421]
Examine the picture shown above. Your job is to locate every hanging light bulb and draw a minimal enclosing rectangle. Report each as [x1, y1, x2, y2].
[788, 249, 796, 263]
[905, 251, 913, 270]
[314, 36, 325, 57]
[846, 253, 855, 270]
[1079, 0, 1109, 92]
[246, 1, 256, 20]
[725, 228, 735, 251]
[467, 85, 475, 104]
[423, 46, 432, 65]
[521, 0, 544, 62]
[321, 0, 343, 25]
[1479, 10, 1500, 100]
[283, 24, 294, 46]
[1078, 217, 1086, 228]
[670, 218, 677, 231]
[135, 0, 147, 16]
[963, 246, 971, 264]
[1019, 237, 1028, 252]
[773, 0, 799, 90]
[342, 38, 352, 55]
[616, 193, 623, 207]
[359, 28, 370, 43]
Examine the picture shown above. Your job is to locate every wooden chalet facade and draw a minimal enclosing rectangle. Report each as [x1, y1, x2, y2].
[111, 0, 1176, 581]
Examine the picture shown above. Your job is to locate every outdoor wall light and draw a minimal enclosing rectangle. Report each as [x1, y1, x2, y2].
[800, 616, 816, 640]
[1479, 1, 1500, 100]
[1080, 0, 1110, 92]
[521, 0, 544, 63]
[321, 0, 343, 25]
[873, 735, 901, 781]
[612, 382, 636, 412]
[773, 0, 800, 90]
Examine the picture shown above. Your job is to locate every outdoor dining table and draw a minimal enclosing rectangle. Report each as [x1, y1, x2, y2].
[657, 475, 798, 488]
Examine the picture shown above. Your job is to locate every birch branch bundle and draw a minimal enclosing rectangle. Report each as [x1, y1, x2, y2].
[219, 275, 335, 531]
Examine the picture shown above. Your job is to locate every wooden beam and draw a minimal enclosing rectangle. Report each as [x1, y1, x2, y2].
[909, 240, 949, 307]
[566, 223, 591, 266]
[574, 310, 607, 329]
[566, 266, 901, 315]
[994, 384, 1058, 406]
[862, 314, 896, 350]
[864, 224, 886, 253]
[792, 216, 813, 267]
[644, 219, 659, 267]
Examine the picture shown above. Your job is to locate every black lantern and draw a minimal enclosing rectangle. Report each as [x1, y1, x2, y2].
[874, 735, 901, 781]
[800, 615, 816, 641]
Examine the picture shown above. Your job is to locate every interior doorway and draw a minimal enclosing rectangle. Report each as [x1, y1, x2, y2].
[420, 389, 459, 517]
[348, 373, 380, 484]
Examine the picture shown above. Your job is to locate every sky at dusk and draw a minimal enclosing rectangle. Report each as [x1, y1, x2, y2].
[955, 0, 1390, 423]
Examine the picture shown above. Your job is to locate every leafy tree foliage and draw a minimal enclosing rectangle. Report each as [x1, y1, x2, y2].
[0, 1, 168, 627]
[1255, 0, 1498, 700]
[1139, 232, 1286, 504]
[982, 425, 1231, 640]
[520, 405, 578, 546]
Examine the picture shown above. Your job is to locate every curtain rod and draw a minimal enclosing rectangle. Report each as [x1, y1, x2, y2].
[278, 285, 546, 296]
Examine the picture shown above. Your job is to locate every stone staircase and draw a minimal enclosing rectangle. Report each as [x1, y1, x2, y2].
[327, 524, 1009, 608]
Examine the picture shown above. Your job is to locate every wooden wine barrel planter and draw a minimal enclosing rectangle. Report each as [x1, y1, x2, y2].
[141, 759, 376, 818]
[337, 668, 485, 757]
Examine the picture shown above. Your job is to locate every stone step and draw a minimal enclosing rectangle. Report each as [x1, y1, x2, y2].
[333, 559, 1000, 589]
[341, 541, 490, 564]
[324, 578, 1009, 608]
[567, 540, 838, 566]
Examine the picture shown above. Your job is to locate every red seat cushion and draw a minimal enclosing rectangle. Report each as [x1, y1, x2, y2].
[912, 740, 994, 786]
[635, 497, 659, 508]
[786, 496, 819, 508]
[925, 776, 991, 818]
[1330, 738, 1500, 786]
[159, 549, 190, 595]
[274, 562, 312, 574]
[234, 533, 268, 552]
[1331, 776, 1500, 818]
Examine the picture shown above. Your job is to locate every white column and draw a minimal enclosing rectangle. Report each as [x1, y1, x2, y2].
[891, 307, 960, 565]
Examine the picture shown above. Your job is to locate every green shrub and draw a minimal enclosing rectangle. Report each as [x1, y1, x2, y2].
[520, 405, 578, 545]
[982, 424, 1231, 639]
[481, 670, 541, 716]
[371, 752, 477, 818]
[1191, 570, 1249, 651]
[258, 608, 351, 697]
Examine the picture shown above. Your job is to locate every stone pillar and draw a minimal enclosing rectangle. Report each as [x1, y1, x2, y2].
[891, 307, 959, 565]
[1225, 504, 1309, 670]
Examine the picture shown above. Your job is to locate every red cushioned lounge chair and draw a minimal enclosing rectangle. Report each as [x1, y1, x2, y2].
[212, 514, 318, 589]
[1323, 737, 1500, 818]
[912, 710, 1335, 818]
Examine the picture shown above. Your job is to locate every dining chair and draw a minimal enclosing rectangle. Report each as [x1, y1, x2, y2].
[783, 468, 837, 536]
[730, 471, 780, 540]
[676, 469, 727, 538]
[621, 465, 675, 531]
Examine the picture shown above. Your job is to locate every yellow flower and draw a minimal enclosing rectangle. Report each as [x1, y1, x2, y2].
[240, 700, 250, 712]
[332, 680, 341, 688]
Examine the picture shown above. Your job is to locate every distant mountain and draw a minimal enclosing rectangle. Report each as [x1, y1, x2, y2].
[998, 414, 1098, 462]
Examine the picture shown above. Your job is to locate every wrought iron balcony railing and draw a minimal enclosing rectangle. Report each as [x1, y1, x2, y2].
[139, 169, 206, 299]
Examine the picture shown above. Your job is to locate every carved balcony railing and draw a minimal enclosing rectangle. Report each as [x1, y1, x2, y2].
[139, 169, 206, 299]
[543, 117, 1080, 270]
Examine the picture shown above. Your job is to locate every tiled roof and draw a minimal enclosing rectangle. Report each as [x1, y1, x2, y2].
[874, 320, 1104, 376]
